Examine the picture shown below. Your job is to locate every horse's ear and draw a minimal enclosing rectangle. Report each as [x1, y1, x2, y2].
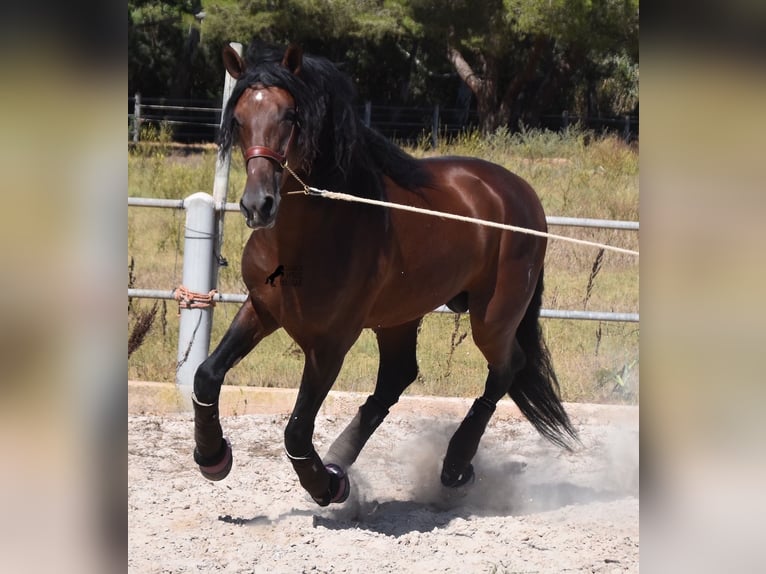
[281, 44, 303, 76]
[222, 44, 245, 80]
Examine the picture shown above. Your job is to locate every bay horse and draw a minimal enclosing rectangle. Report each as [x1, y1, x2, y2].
[192, 43, 578, 506]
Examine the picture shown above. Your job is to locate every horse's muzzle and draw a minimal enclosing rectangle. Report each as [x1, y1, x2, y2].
[240, 193, 278, 229]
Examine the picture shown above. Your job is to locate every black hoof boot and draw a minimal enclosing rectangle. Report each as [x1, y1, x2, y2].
[440, 463, 475, 488]
[326, 463, 351, 504]
[194, 438, 233, 481]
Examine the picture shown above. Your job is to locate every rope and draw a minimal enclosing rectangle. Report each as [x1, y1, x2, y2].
[283, 163, 638, 257]
[173, 286, 218, 315]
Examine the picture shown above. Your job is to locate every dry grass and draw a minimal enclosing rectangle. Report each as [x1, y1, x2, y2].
[128, 127, 638, 404]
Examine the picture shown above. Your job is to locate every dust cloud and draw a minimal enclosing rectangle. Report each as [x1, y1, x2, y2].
[318, 412, 638, 522]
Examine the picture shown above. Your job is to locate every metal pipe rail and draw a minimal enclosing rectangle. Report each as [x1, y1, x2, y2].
[128, 289, 638, 323]
[128, 197, 639, 230]
[128, 196, 639, 324]
[129, 186, 638, 386]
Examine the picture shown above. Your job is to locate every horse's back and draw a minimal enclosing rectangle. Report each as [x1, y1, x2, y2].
[417, 156, 547, 232]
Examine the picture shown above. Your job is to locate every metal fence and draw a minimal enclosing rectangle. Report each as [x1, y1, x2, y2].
[128, 94, 638, 147]
[127, 194, 640, 339]
[129, 45, 637, 386]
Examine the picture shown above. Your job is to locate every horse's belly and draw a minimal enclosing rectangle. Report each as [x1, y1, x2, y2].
[364, 259, 473, 328]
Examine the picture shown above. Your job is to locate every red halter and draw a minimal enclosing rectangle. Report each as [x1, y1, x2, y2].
[243, 123, 297, 167]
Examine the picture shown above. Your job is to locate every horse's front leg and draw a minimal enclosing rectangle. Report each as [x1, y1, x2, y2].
[284, 339, 356, 506]
[193, 299, 277, 480]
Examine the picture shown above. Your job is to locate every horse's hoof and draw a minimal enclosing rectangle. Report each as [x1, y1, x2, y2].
[326, 463, 350, 504]
[441, 463, 475, 488]
[196, 439, 233, 481]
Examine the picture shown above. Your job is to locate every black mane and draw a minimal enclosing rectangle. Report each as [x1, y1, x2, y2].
[218, 44, 431, 200]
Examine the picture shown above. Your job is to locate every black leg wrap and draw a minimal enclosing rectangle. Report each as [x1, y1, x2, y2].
[325, 395, 389, 467]
[192, 398, 233, 481]
[441, 397, 496, 487]
[192, 397, 225, 462]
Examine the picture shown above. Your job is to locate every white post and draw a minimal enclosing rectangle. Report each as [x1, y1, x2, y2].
[431, 103, 440, 149]
[176, 192, 216, 387]
[133, 92, 141, 143]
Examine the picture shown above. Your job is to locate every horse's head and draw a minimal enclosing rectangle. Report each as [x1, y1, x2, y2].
[222, 44, 304, 229]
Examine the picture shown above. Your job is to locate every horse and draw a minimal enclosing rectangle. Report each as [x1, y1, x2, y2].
[191, 43, 578, 506]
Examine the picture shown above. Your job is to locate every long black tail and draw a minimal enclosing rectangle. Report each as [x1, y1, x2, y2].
[509, 268, 580, 450]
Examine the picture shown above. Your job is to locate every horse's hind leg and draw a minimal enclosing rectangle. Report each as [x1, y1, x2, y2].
[440, 339, 525, 486]
[440, 290, 530, 487]
[193, 299, 277, 480]
[325, 318, 422, 470]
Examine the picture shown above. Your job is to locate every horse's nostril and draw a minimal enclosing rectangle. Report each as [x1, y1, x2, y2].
[260, 196, 275, 218]
[239, 199, 251, 219]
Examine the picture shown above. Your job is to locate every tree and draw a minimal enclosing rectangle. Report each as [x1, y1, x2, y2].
[129, 0, 206, 97]
[408, 0, 639, 132]
[197, 0, 420, 102]
[128, 1, 639, 136]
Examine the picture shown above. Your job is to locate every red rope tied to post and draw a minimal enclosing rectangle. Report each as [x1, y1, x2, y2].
[173, 286, 218, 315]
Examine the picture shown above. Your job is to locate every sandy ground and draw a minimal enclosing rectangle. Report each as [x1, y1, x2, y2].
[129, 386, 638, 573]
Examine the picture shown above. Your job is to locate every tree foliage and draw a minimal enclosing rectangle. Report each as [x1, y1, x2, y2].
[128, 0, 638, 132]
[129, 0, 208, 97]
[407, 0, 639, 131]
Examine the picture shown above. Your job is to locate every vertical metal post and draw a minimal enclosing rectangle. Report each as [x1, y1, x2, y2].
[623, 114, 631, 142]
[211, 42, 243, 284]
[133, 93, 141, 143]
[175, 42, 243, 390]
[176, 192, 216, 387]
[432, 104, 440, 149]
[363, 101, 372, 127]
